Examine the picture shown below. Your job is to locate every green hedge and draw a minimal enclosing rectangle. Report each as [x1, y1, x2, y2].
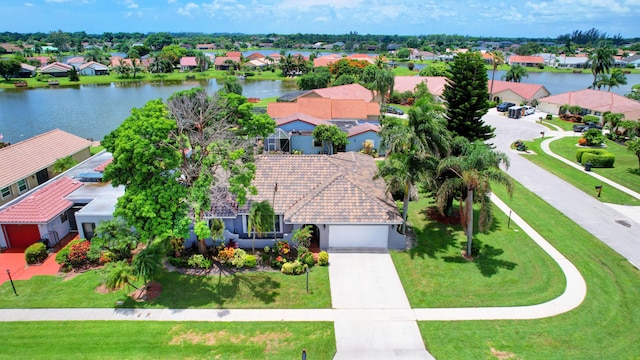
[583, 115, 600, 123]
[576, 148, 616, 168]
[25, 242, 48, 264]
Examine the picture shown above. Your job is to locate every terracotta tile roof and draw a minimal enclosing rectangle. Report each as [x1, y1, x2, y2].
[509, 55, 544, 64]
[214, 56, 241, 66]
[245, 153, 401, 224]
[66, 56, 84, 64]
[348, 123, 381, 137]
[40, 62, 72, 72]
[93, 158, 113, 172]
[180, 56, 198, 66]
[267, 98, 379, 119]
[226, 52, 242, 58]
[539, 89, 640, 120]
[27, 56, 49, 66]
[0, 177, 83, 223]
[313, 54, 342, 67]
[309, 84, 374, 102]
[20, 63, 36, 71]
[79, 61, 108, 70]
[275, 113, 327, 127]
[246, 52, 265, 60]
[0, 129, 92, 188]
[394, 76, 447, 96]
[487, 80, 550, 100]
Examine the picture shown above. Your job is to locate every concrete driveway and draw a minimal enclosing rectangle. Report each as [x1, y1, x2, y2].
[329, 252, 434, 359]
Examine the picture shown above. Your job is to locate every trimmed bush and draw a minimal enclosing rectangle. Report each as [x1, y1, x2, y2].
[55, 238, 85, 266]
[281, 262, 294, 274]
[68, 241, 91, 268]
[317, 251, 329, 266]
[25, 242, 48, 264]
[245, 255, 257, 268]
[187, 254, 212, 269]
[298, 251, 315, 268]
[582, 152, 616, 168]
[576, 148, 616, 167]
[229, 249, 247, 269]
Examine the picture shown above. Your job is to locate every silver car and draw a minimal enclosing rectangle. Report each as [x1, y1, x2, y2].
[522, 106, 535, 115]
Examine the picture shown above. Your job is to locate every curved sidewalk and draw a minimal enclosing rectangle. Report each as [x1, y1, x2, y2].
[0, 193, 587, 323]
[539, 129, 640, 201]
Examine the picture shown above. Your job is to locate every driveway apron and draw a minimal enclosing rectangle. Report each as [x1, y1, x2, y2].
[329, 252, 435, 359]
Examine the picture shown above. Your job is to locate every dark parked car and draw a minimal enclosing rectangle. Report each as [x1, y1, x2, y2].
[573, 122, 603, 132]
[497, 102, 516, 112]
[386, 106, 404, 115]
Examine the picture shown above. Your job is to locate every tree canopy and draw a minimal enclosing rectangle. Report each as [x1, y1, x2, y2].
[442, 52, 494, 141]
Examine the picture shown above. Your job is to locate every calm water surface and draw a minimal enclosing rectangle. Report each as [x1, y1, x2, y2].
[1, 72, 638, 144]
[0, 78, 298, 144]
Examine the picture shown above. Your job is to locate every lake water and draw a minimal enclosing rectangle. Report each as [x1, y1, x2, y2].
[0, 72, 638, 144]
[0, 78, 298, 144]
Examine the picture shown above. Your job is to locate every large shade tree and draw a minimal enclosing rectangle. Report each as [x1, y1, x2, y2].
[442, 51, 494, 142]
[435, 139, 513, 257]
[312, 124, 348, 155]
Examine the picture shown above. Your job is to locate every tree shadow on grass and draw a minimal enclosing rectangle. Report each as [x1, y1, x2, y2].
[407, 204, 503, 260]
[626, 168, 640, 176]
[441, 239, 517, 278]
[118, 267, 281, 309]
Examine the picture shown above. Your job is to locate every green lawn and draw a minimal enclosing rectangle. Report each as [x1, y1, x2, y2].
[0, 321, 335, 360]
[521, 138, 639, 205]
[549, 136, 640, 194]
[0, 267, 331, 309]
[419, 181, 640, 359]
[392, 197, 565, 308]
[541, 117, 578, 131]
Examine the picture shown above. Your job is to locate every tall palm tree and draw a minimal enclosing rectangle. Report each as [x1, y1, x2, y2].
[132, 243, 162, 289]
[373, 67, 395, 110]
[503, 64, 528, 82]
[195, 52, 209, 72]
[52, 156, 78, 174]
[435, 140, 513, 258]
[604, 112, 624, 135]
[488, 51, 505, 101]
[248, 200, 275, 252]
[377, 96, 450, 234]
[627, 137, 640, 170]
[588, 45, 616, 89]
[130, 58, 144, 78]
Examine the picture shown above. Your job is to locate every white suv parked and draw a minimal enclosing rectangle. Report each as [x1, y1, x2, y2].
[522, 106, 535, 115]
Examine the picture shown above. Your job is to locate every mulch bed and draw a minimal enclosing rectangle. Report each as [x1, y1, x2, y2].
[130, 281, 162, 302]
[426, 206, 461, 225]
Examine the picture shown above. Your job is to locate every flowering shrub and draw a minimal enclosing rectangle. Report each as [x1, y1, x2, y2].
[229, 249, 247, 268]
[55, 239, 86, 266]
[276, 241, 290, 255]
[281, 260, 307, 275]
[245, 255, 257, 268]
[272, 255, 286, 269]
[298, 251, 315, 268]
[99, 251, 116, 264]
[187, 254, 212, 269]
[217, 247, 236, 263]
[578, 138, 587, 146]
[68, 240, 92, 268]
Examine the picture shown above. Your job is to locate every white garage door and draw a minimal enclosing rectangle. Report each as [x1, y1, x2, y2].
[329, 225, 388, 248]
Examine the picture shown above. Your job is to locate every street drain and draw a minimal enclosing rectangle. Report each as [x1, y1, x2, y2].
[615, 220, 631, 228]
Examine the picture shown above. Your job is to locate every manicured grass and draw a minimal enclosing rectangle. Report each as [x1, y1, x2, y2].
[0, 321, 335, 360]
[254, 96, 279, 108]
[521, 138, 638, 205]
[550, 136, 640, 194]
[0, 266, 331, 309]
[391, 197, 565, 308]
[541, 117, 578, 131]
[90, 145, 105, 155]
[419, 180, 640, 359]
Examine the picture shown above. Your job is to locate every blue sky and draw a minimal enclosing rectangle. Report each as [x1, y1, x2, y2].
[2, 0, 640, 38]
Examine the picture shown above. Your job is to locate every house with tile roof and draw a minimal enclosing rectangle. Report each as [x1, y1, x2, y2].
[79, 61, 109, 76]
[537, 89, 640, 121]
[297, 83, 375, 103]
[0, 151, 124, 249]
[394, 76, 448, 99]
[488, 80, 551, 105]
[66, 56, 85, 69]
[555, 55, 589, 69]
[508, 55, 544, 67]
[207, 153, 404, 250]
[0, 129, 92, 206]
[179, 56, 200, 71]
[19, 63, 36, 78]
[39, 62, 73, 77]
[214, 56, 241, 70]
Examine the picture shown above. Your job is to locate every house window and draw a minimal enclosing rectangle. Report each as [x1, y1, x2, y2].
[82, 222, 96, 240]
[60, 212, 68, 223]
[313, 139, 322, 147]
[17, 179, 28, 193]
[1, 186, 11, 199]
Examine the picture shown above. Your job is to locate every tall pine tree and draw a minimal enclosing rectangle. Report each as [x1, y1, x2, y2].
[442, 52, 494, 141]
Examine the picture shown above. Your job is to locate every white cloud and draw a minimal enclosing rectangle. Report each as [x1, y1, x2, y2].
[178, 2, 199, 16]
[24, 2, 34, 6]
[168, 0, 176, 3]
[125, 0, 138, 9]
[44, 0, 73, 3]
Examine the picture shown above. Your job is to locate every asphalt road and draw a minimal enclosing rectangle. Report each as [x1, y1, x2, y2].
[484, 110, 640, 268]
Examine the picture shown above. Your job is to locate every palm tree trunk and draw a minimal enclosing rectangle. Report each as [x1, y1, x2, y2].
[466, 188, 474, 257]
[401, 180, 410, 235]
[489, 67, 496, 101]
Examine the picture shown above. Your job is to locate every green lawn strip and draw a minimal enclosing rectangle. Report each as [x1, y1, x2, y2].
[419, 181, 640, 359]
[541, 117, 576, 131]
[522, 138, 638, 205]
[391, 197, 565, 308]
[549, 136, 640, 195]
[90, 145, 105, 155]
[0, 266, 331, 309]
[0, 321, 335, 360]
